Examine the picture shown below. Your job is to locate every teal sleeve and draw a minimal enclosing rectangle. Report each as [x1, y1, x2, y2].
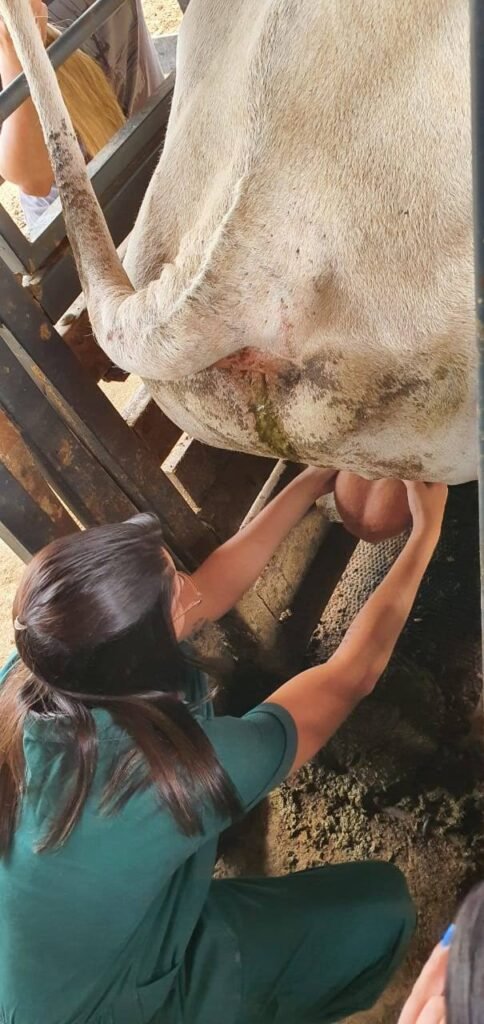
[0, 652, 19, 687]
[199, 702, 298, 812]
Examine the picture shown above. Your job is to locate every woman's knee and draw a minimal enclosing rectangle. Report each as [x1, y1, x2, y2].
[363, 861, 416, 954]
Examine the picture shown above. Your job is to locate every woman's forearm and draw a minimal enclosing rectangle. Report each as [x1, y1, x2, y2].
[191, 468, 335, 622]
[266, 524, 440, 772]
[0, 39, 54, 194]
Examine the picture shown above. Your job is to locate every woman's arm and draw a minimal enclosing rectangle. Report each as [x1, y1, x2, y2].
[0, 1, 54, 195]
[266, 481, 448, 772]
[180, 467, 336, 631]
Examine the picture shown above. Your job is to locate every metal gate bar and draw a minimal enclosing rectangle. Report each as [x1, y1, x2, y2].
[0, 0, 129, 123]
[471, 0, 484, 670]
[0, 462, 75, 561]
[0, 259, 216, 567]
[0, 340, 136, 527]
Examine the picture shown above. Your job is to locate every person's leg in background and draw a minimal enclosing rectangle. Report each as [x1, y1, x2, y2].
[208, 860, 416, 1024]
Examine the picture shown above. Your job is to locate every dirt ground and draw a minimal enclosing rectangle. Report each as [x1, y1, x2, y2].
[1, 3, 483, 1020]
[142, 0, 181, 34]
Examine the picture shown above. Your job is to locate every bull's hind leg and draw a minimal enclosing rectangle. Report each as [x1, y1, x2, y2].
[0, 0, 240, 380]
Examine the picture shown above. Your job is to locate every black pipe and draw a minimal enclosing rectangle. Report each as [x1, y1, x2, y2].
[470, 0, 484, 668]
[0, 0, 128, 124]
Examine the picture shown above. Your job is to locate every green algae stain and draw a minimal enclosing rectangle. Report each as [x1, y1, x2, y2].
[250, 374, 298, 460]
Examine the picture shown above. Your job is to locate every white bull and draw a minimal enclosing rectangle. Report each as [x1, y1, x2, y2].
[0, 0, 477, 483]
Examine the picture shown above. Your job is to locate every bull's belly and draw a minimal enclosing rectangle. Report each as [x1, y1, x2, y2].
[147, 347, 477, 485]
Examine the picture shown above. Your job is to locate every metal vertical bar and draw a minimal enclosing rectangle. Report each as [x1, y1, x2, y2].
[0, 462, 76, 561]
[0, 259, 217, 567]
[0, 75, 174, 277]
[0, 340, 136, 527]
[471, 0, 484, 678]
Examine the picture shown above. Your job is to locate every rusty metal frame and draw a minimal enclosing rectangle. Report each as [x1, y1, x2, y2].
[0, 340, 136, 528]
[0, 462, 74, 561]
[0, 259, 217, 566]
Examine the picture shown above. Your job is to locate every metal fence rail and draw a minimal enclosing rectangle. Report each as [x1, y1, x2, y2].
[0, 74, 174, 278]
[0, 0, 181, 320]
[471, 0, 484, 674]
[0, 0, 206, 568]
[0, 0, 129, 123]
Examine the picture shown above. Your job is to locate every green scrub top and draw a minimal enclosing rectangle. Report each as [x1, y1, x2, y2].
[0, 652, 297, 1024]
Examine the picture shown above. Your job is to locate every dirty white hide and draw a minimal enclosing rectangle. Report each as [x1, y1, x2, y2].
[0, 0, 477, 482]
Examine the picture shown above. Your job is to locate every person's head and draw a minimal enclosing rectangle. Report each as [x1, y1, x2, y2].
[13, 513, 188, 698]
[0, 515, 239, 857]
[46, 23, 125, 158]
[446, 882, 484, 1023]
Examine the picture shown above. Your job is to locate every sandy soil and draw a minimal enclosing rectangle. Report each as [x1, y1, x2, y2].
[0, 542, 24, 662]
[142, 0, 181, 34]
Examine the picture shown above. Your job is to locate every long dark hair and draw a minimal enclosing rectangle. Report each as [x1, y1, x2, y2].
[0, 515, 239, 856]
[446, 882, 484, 1023]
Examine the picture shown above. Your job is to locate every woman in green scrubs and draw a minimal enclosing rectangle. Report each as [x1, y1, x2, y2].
[0, 468, 448, 1024]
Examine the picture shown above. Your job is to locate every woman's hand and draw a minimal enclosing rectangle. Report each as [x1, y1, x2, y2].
[405, 481, 448, 544]
[0, 0, 48, 50]
[397, 943, 449, 1024]
[298, 466, 337, 501]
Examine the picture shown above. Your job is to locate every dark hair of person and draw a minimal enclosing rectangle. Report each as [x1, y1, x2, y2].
[0, 515, 240, 857]
[446, 881, 484, 1024]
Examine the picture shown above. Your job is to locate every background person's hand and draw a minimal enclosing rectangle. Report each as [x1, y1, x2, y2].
[404, 481, 448, 542]
[398, 943, 449, 1024]
[0, 0, 48, 49]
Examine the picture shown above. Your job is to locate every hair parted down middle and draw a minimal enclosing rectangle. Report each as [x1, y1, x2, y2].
[0, 515, 240, 857]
